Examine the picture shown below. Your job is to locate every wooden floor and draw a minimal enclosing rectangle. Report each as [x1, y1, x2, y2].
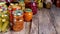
[0, 6, 60, 34]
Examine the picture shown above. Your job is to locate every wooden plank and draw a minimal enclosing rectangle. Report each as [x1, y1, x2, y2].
[51, 6, 60, 34]
[25, 22, 31, 34]
[38, 9, 56, 34]
[30, 10, 39, 34]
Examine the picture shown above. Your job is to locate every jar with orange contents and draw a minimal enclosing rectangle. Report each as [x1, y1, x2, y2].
[24, 8, 33, 22]
[12, 10, 24, 31]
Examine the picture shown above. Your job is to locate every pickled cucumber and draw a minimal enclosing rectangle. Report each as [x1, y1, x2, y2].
[1, 21, 9, 32]
[0, 17, 2, 32]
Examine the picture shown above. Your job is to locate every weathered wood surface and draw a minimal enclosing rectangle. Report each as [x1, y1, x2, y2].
[30, 10, 39, 34]
[38, 9, 56, 34]
[0, 6, 60, 34]
[51, 6, 60, 34]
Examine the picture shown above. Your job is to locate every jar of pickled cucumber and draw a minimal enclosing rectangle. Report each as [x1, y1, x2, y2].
[12, 10, 24, 31]
[1, 12, 9, 32]
[0, 2, 10, 32]
[24, 8, 33, 22]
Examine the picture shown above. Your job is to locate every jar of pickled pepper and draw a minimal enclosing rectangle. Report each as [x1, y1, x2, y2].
[12, 10, 24, 31]
[24, 8, 33, 22]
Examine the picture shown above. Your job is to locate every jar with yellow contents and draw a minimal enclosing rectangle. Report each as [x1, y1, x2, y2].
[19, 0, 25, 10]
[37, 0, 43, 9]
[0, 2, 10, 32]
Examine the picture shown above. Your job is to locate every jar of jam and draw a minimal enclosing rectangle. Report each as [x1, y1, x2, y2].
[24, 8, 33, 22]
[29, 1, 37, 15]
[12, 10, 24, 31]
[56, 0, 60, 8]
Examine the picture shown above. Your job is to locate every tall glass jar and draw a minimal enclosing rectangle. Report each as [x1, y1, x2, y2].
[45, 0, 52, 9]
[37, 0, 43, 9]
[12, 10, 24, 31]
[0, 2, 10, 32]
[19, 0, 25, 11]
[29, 0, 37, 15]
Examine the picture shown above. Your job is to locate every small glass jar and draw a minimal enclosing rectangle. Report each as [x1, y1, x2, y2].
[45, 0, 52, 9]
[24, 8, 33, 22]
[56, 0, 60, 8]
[29, 2, 37, 15]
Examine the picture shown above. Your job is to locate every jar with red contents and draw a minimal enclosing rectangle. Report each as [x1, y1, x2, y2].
[24, 0, 31, 8]
[8, 3, 14, 25]
[12, 10, 24, 31]
[56, 0, 60, 8]
[29, 0, 37, 15]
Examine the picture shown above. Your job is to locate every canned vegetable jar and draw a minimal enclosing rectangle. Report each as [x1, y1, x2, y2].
[24, 8, 33, 22]
[12, 10, 24, 31]
[19, 1, 25, 10]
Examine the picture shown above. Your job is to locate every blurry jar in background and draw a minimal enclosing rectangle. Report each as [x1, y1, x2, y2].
[56, 0, 60, 8]
[24, 8, 33, 22]
[37, 0, 43, 9]
[45, 0, 52, 9]
[24, 0, 31, 8]
[29, 0, 37, 15]
[19, 0, 25, 11]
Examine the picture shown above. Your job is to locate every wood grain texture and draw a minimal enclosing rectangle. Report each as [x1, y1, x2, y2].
[38, 9, 56, 34]
[51, 5, 60, 34]
[30, 10, 39, 34]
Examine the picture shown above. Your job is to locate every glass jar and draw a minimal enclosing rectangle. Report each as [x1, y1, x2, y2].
[0, 2, 9, 32]
[29, 2, 37, 15]
[56, 0, 60, 7]
[45, 0, 52, 9]
[12, 10, 24, 31]
[37, 0, 43, 9]
[19, 1, 25, 10]
[24, 8, 33, 22]
[1, 11, 9, 32]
